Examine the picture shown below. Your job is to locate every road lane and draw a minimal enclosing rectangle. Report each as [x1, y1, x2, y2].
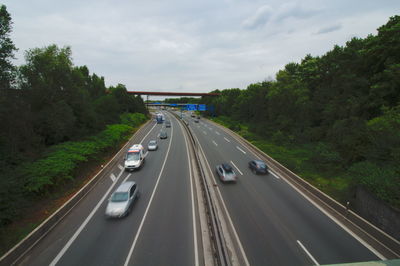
[126, 113, 196, 265]
[188, 115, 379, 265]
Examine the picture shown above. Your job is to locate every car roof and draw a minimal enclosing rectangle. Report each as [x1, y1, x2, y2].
[221, 163, 232, 171]
[115, 181, 136, 193]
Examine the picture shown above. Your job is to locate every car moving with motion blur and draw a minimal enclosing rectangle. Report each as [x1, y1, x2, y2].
[248, 160, 268, 174]
[165, 121, 171, 128]
[105, 181, 139, 218]
[160, 131, 168, 139]
[124, 144, 145, 171]
[147, 140, 158, 151]
[216, 163, 237, 183]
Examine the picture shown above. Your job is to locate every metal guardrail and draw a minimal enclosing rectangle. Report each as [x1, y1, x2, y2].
[207, 119, 400, 260]
[171, 112, 232, 266]
[0, 120, 153, 266]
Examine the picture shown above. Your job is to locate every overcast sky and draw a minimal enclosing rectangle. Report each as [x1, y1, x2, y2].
[3, 0, 399, 97]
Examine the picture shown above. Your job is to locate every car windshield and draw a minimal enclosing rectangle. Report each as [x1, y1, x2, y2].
[127, 152, 140, 161]
[110, 192, 128, 202]
[149, 141, 156, 145]
[256, 161, 266, 168]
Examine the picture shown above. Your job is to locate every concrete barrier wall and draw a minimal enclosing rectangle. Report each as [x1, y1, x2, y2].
[354, 186, 400, 241]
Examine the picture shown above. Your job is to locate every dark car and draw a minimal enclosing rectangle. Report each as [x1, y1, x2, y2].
[165, 121, 171, 128]
[160, 131, 168, 139]
[216, 163, 237, 183]
[194, 119, 199, 123]
[248, 160, 268, 174]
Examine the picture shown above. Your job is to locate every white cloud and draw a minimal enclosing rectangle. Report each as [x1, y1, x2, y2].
[315, 24, 342, 35]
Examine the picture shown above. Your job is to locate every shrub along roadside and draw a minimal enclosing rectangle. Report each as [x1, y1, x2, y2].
[0, 113, 148, 256]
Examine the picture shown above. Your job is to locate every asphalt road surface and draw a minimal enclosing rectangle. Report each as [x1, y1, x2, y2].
[184, 113, 380, 266]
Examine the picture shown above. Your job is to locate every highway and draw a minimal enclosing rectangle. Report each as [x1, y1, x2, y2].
[183, 112, 381, 265]
[5, 110, 393, 266]
[14, 112, 202, 266]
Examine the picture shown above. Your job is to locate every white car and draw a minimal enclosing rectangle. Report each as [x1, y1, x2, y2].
[124, 144, 145, 171]
[105, 181, 139, 218]
[148, 140, 158, 151]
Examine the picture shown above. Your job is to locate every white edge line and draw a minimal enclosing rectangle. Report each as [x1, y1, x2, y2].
[50, 169, 126, 266]
[269, 170, 280, 179]
[236, 146, 246, 154]
[193, 134, 250, 266]
[230, 161, 243, 176]
[123, 122, 175, 266]
[297, 240, 320, 266]
[179, 119, 199, 266]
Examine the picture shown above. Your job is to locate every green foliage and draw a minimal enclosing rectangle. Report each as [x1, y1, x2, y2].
[0, 5, 17, 89]
[349, 162, 400, 208]
[120, 113, 147, 127]
[23, 124, 133, 195]
[309, 142, 342, 168]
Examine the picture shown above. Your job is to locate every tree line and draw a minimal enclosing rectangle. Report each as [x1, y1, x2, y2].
[201, 16, 400, 208]
[0, 5, 147, 226]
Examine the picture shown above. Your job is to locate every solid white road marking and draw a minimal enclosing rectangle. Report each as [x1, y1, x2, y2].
[144, 151, 148, 158]
[179, 120, 199, 266]
[124, 124, 175, 266]
[215, 131, 220, 135]
[269, 170, 280, 179]
[224, 137, 231, 142]
[236, 146, 246, 154]
[212, 140, 218, 146]
[297, 240, 320, 266]
[50, 169, 127, 266]
[230, 161, 243, 175]
[140, 122, 157, 144]
[118, 164, 123, 170]
[110, 173, 116, 182]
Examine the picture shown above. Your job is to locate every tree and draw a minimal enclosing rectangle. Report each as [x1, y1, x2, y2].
[0, 5, 17, 89]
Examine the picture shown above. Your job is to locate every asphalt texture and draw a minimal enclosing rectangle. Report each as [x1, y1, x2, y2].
[185, 113, 379, 266]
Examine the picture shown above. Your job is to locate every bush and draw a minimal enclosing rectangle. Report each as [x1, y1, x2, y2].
[22, 124, 133, 194]
[349, 161, 400, 208]
[310, 142, 342, 169]
[120, 113, 147, 127]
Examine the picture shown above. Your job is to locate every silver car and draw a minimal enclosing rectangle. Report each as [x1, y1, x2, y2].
[216, 163, 237, 183]
[148, 140, 158, 151]
[105, 181, 139, 218]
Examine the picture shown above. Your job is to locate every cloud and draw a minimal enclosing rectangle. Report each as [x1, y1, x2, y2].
[274, 3, 320, 22]
[242, 5, 273, 29]
[315, 24, 342, 35]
